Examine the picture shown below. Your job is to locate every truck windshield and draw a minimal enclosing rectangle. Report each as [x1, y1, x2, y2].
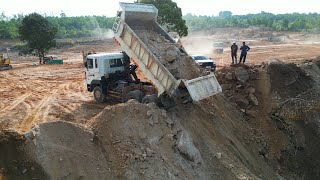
[110, 59, 124, 68]
[193, 56, 209, 60]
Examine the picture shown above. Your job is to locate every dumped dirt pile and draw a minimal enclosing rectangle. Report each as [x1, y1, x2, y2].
[1, 98, 280, 179]
[0, 130, 48, 179]
[88, 99, 278, 179]
[1, 121, 110, 179]
[134, 29, 200, 80]
[216, 59, 320, 179]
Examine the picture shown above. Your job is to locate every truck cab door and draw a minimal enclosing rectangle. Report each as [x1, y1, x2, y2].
[85, 58, 100, 86]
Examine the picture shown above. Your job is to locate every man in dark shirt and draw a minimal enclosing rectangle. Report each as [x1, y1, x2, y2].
[230, 42, 238, 64]
[239, 42, 250, 64]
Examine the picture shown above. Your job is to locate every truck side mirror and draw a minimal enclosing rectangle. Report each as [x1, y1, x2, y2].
[84, 62, 88, 69]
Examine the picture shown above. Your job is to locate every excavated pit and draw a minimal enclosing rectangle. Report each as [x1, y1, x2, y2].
[216, 59, 320, 179]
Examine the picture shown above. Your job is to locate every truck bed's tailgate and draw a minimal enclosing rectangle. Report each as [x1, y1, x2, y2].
[183, 74, 222, 101]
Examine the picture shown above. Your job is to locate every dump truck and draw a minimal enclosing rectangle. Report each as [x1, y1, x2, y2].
[85, 2, 221, 106]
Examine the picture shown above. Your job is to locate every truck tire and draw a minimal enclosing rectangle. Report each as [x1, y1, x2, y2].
[93, 86, 106, 103]
[125, 90, 144, 103]
[159, 94, 175, 109]
[142, 94, 157, 104]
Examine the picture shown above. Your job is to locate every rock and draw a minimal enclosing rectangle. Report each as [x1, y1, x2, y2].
[146, 148, 153, 157]
[164, 118, 174, 127]
[22, 168, 27, 174]
[246, 110, 258, 117]
[221, 84, 233, 91]
[133, 148, 142, 156]
[240, 109, 246, 113]
[268, 59, 282, 65]
[245, 87, 256, 94]
[248, 93, 259, 106]
[235, 98, 250, 107]
[235, 67, 250, 82]
[259, 148, 268, 156]
[142, 153, 147, 158]
[216, 152, 222, 159]
[176, 131, 202, 164]
[236, 84, 243, 89]
[153, 114, 159, 124]
[163, 46, 180, 63]
[148, 117, 154, 126]
[167, 134, 175, 140]
[24, 130, 35, 140]
[139, 132, 147, 139]
[225, 72, 233, 80]
[161, 110, 168, 117]
[146, 110, 153, 118]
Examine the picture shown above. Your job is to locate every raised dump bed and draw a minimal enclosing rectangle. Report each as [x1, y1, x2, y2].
[113, 2, 221, 101]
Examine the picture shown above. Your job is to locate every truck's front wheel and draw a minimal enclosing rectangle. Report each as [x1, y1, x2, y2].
[93, 86, 106, 103]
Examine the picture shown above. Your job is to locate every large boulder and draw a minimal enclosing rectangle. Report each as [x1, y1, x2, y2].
[235, 67, 250, 82]
[163, 46, 180, 63]
[221, 83, 233, 91]
[176, 131, 202, 164]
[225, 72, 234, 80]
[248, 93, 259, 106]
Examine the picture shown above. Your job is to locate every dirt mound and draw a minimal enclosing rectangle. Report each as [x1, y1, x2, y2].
[88, 99, 278, 179]
[1, 121, 110, 179]
[268, 62, 314, 98]
[23, 121, 110, 179]
[134, 29, 200, 80]
[0, 129, 48, 179]
[1, 97, 280, 179]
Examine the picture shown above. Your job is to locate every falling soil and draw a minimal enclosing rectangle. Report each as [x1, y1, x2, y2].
[133, 27, 201, 80]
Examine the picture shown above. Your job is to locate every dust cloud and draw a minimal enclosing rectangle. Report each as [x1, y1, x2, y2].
[89, 17, 113, 39]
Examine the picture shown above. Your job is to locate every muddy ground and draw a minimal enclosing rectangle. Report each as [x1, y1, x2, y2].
[1, 28, 320, 179]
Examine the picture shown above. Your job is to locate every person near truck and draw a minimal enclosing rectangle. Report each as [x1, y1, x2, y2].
[239, 42, 250, 64]
[230, 42, 238, 64]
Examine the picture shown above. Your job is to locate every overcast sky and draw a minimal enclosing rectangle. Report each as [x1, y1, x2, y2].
[1, 0, 319, 17]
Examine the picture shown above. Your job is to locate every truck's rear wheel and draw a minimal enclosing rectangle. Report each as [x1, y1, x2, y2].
[142, 94, 157, 104]
[159, 94, 175, 109]
[93, 86, 106, 103]
[125, 90, 143, 102]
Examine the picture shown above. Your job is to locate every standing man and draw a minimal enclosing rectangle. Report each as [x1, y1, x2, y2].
[239, 42, 250, 64]
[230, 42, 238, 64]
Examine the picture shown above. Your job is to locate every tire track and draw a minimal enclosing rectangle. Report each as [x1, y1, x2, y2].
[0, 93, 32, 114]
[16, 83, 68, 132]
[17, 94, 54, 131]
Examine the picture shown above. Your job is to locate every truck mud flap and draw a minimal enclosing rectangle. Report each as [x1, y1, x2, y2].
[183, 74, 222, 102]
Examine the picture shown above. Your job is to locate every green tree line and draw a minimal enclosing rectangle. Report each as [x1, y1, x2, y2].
[1, 11, 320, 39]
[0, 13, 115, 39]
[184, 11, 320, 32]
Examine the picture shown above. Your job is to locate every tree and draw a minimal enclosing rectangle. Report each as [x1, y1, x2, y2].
[136, 0, 188, 37]
[19, 13, 57, 63]
[219, 11, 232, 19]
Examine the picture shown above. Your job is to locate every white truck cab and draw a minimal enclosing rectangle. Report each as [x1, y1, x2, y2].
[84, 52, 157, 104]
[85, 52, 125, 89]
